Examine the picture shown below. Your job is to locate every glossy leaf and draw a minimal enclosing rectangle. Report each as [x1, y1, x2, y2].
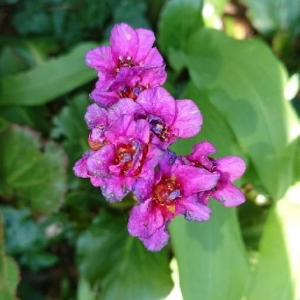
[171, 83, 250, 300]
[171, 83, 242, 157]
[185, 28, 300, 199]
[246, 183, 300, 300]
[0, 43, 97, 106]
[0, 125, 67, 215]
[77, 213, 173, 300]
[0, 213, 20, 300]
[171, 203, 249, 300]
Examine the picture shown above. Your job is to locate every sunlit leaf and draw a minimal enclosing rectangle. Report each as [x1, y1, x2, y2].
[171, 83, 250, 300]
[246, 183, 300, 300]
[185, 28, 300, 199]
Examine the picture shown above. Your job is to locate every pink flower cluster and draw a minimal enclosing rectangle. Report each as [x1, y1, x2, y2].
[74, 23, 246, 251]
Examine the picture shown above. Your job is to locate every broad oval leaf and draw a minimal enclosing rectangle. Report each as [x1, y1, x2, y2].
[171, 83, 250, 300]
[185, 28, 300, 199]
[77, 212, 173, 300]
[0, 125, 68, 215]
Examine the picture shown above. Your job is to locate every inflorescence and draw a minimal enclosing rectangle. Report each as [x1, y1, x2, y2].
[74, 23, 246, 251]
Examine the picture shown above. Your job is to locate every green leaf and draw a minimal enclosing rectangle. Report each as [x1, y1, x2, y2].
[0, 213, 20, 300]
[0, 42, 97, 106]
[0, 125, 67, 215]
[158, 0, 204, 56]
[185, 28, 300, 199]
[51, 93, 89, 148]
[77, 276, 97, 300]
[241, 0, 300, 37]
[77, 213, 173, 300]
[111, 0, 151, 29]
[171, 83, 249, 300]
[0, 106, 50, 134]
[0, 46, 27, 77]
[246, 183, 300, 300]
[171, 203, 249, 300]
[171, 83, 243, 158]
[51, 93, 89, 186]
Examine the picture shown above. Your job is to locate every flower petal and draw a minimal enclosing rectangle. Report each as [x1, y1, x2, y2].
[108, 98, 143, 123]
[176, 195, 211, 222]
[135, 28, 155, 62]
[212, 179, 246, 207]
[128, 199, 165, 237]
[139, 65, 167, 87]
[105, 115, 134, 141]
[136, 87, 176, 125]
[173, 165, 219, 196]
[73, 151, 93, 178]
[110, 23, 138, 62]
[85, 104, 108, 129]
[188, 141, 216, 161]
[139, 226, 170, 252]
[90, 89, 119, 107]
[216, 156, 246, 182]
[85, 46, 113, 70]
[172, 100, 202, 138]
[87, 144, 115, 177]
[133, 119, 150, 144]
[143, 47, 165, 67]
[101, 176, 134, 202]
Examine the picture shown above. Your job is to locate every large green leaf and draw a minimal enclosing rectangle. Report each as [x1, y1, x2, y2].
[0, 214, 20, 300]
[77, 213, 173, 300]
[170, 83, 250, 300]
[158, 0, 203, 55]
[246, 183, 300, 300]
[171, 203, 249, 300]
[0, 43, 97, 106]
[0, 125, 67, 215]
[171, 83, 242, 157]
[185, 28, 300, 199]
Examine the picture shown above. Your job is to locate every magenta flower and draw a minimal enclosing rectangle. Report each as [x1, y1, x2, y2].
[84, 99, 142, 151]
[74, 22, 247, 253]
[73, 150, 103, 187]
[81, 115, 163, 202]
[90, 66, 166, 107]
[86, 23, 166, 107]
[106, 88, 203, 149]
[135, 87, 203, 148]
[184, 141, 246, 207]
[128, 151, 219, 251]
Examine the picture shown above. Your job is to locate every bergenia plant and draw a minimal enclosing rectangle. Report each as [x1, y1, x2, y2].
[74, 22, 246, 251]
